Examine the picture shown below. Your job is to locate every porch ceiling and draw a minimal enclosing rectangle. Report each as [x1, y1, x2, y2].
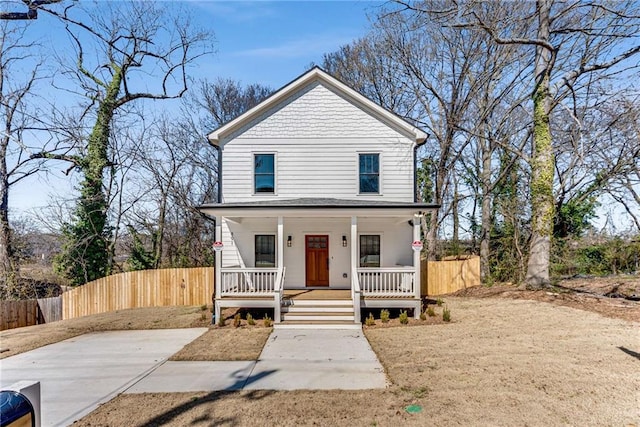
[198, 197, 439, 218]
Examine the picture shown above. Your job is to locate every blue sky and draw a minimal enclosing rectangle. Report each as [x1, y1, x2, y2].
[9, 0, 382, 216]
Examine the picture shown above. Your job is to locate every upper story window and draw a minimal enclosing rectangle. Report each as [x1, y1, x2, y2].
[359, 153, 379, 194]
[254, 154, 275, 193]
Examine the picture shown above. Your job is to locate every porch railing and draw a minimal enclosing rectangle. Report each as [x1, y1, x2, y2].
[357, 267, 416, 297]
[274, 267, 286, 323]
[220, 268, 278, 296]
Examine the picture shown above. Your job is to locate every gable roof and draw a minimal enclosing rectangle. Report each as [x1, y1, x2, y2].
[207, 66, 428, 145]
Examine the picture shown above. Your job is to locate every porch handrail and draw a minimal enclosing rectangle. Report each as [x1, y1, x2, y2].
[352, 267, 361, 323]
[220, 268, 278, 296]
[357, 267, 416, 297]
[274, 267, 286, 323]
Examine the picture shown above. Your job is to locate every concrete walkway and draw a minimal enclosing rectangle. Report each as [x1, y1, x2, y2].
[0, 328, 207, 427]
[128, 329, 388, 392]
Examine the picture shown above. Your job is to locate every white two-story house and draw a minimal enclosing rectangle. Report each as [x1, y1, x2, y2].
[199, 67, 438, 328]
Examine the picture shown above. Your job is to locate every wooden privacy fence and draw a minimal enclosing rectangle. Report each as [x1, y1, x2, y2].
[38, 297, 63, 323]
[1, 300, 43, 330]
[62, 267, 214, 319]
[421, 256, 481, 296]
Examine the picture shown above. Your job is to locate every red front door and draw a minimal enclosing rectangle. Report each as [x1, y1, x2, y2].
[305, 235, 329, 286]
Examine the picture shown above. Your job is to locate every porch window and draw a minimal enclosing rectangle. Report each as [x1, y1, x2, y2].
[255, 235, 275, 267]
[359, 153, 379, 193]
[254, 154, 275, 193]
[359, 235, 380, 267]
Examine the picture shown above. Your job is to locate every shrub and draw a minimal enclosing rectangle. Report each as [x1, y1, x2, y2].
[436, 298, 444, 306]
[380, 309, 390, 323]
[200, 304, 208, 311]
[233, 313, 242, 328]
[419, 311, 427, 320]
[426, 306, 436, 317]
[399, 310, 409, 324]
[263, 315, 272, 327]
[246, 313, 255, 326]
[365, 312, 376, 326]
[217, 314, 225, 327]
[442, 306, 451, 322]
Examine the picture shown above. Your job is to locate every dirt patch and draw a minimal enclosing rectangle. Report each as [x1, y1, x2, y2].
[77, 297, 639, 426]
[0, 305, 211, 359]
[169, 327, 272, 361]
[452, 276, 640, 322]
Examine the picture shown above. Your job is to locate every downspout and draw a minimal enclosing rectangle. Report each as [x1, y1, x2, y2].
[206, 138, 222, 203]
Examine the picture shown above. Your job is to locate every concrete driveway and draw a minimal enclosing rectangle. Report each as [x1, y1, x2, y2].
[1, 328, 387, 426]
[0, 328, 207, 427]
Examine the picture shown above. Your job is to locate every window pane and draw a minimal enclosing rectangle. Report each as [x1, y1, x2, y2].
[254, 154, 275, 193]
[359, 154, 379, 193]
[255, 175, 274, 193]
[359, 235, 380, 267]
[360, 175, 379, 193]
[255, 154, 274, 173]
[255, 235, 275, 267]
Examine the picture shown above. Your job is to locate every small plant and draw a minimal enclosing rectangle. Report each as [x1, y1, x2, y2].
[200, 312, 207, 321]
[200, 304, 208, 311]
[217, 314, 226, 327]
[263, 314, 272, 327]
[442, 306, 451, 322]
[380, 309, 390, 323]
[419, 311, 427, 320]
[436, 298, 444, 306]
[399, 310, 409, 324]
[233, 313, 242, 328]
[426, 306, 436, 317]
[365, 312, 376, 326]
[246, 313, 255, 326]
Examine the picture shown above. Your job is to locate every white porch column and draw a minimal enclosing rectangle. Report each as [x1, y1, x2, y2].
[351, 215, 361, 323]
[277, 216, 284, 269]
[275, 216, 284, 323]
[413, 214, 422, 318]
[214, 215, 222, 323]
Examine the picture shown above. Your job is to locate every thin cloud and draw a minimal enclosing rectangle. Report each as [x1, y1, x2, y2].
[234, 33, 356, 59]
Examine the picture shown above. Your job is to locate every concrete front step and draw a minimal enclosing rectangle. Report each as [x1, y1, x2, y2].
[275, 320, 362, 330]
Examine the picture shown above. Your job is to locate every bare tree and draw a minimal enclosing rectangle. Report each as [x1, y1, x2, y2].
[0, 22, 46, 285]
[30, 1, 212, 285]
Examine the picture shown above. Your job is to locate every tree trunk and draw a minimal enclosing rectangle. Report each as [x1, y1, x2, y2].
[425, 210, 439, 260]
[525, 0, 554, 288]
[479, 136, 492, 283]
[0, 135, 15, 279]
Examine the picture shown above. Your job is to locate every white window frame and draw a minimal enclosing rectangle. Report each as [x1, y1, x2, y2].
[356, 152, 383, 196]
[254, 233, 277, 268]
[358, 233, 383, 268]
[252, 152, 277, 195]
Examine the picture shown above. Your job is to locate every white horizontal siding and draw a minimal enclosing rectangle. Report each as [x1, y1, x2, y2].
[220, 80, 416, 203]
[221, 139, 414, 202]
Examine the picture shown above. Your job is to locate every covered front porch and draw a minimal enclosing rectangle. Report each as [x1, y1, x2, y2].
[199, 199, 437, 326]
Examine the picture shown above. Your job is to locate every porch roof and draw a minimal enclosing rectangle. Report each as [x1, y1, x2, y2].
[198, 197, 439, 218]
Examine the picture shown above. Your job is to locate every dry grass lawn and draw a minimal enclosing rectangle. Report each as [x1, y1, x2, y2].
[76, 297, 640, 427]
[169, 328, 272, 361]
[0, 305, 211, 359]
